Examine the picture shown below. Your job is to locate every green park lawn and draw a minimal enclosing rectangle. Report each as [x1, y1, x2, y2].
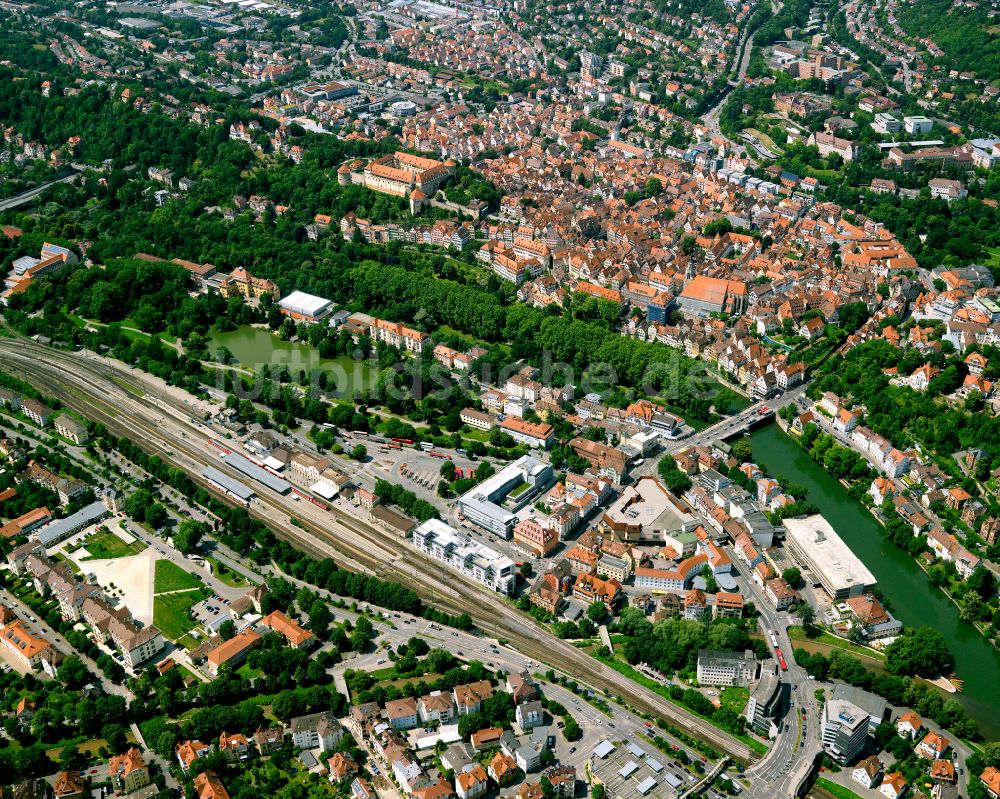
[719, 686, 750, 713]
[788, 626, 885, 661]
[207, 556, 249, 587]
[153, 588, 210, 641]
[814, 777, 864, 799]
[78, 528, 147, 560]
[154, 559, 203, 593]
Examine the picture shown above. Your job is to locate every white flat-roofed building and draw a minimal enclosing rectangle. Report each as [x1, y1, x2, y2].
[872, 113, 901, 134]
[903, 115, 934, 134]
[746, 663, 784, 738]
[412, 519, 516, 594]
[202, 467, 255, 503]
[278, 291, 333, 323]
[696, 649, 757, 686]
[822, 698, 870, 764]
[460, 408, 493, 431]
[783, 515, 876, 600]
[457, 455, 554, 538]
[33, 500, 109, 547]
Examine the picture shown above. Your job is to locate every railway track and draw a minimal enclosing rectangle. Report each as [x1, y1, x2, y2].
[0, 338, 755, 763]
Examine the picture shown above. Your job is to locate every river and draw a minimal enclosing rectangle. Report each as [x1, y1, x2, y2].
[210, 327, 377, 398]
[750, 423, 1000, 740]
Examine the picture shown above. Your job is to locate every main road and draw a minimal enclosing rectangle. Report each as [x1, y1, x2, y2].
[700, 0, 784, 139]
[734, 560, 823, 798]
[656, 385, 807, 459]
[0, 337, 757, 763]
[0, 169, 81, 213]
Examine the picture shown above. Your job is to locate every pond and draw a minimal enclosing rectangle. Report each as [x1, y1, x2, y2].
[210, 326, 377, 398]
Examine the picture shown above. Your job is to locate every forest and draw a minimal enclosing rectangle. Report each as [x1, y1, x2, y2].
[810, 340, 1000, 481]
[896, 0, 1000, 80]
[608, 608, 762, 736]
[794, 639, 977, 739]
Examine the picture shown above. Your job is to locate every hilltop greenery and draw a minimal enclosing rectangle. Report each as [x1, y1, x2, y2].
[897, 0, 1000, 79]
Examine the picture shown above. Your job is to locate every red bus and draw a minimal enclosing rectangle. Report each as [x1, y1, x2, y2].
[775, 648, 788, 670]
[392, 438, 413, 444]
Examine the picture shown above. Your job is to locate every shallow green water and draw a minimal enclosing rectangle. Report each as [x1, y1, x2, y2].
[210, 327, 376, 397]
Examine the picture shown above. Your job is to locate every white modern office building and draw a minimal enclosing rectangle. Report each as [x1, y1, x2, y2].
[278, 291, 334, 323]
[412, 519, 516, 594]
[695, 649, 757, 687]
[822, 698, 870, 764]
[457, 455, 553, 538]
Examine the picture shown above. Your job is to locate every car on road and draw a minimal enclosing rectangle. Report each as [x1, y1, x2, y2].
[569, 747, 576, 754]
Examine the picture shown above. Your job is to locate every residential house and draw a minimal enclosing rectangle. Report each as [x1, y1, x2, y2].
[916, 731, 950, 760]
[194, 771, 231, 799]
[853, 756, 883, 789]
[454, 681, 493, 716]
[833, 408, 863, 433]
[515, 701, 544, 730]
[930, 760, 955, 784]
[456, 765, 489, 799]
[109, 748, 150, 793]
[419, 691, 456, 724]
[176, 740, 212, 771]
[289, 711, 345, 750]
[505, 671, 539, 705]
[714, 592, 744, 619]
[218, 732, 251, 762]
[897, 712, 922, 740]
[880, 772, 907, 799]
[470, 727, 504, 752]
[21, 399, 54, 426]
[386, 697, 420, 730]
[52, 771, 85, 799]
[765, 578, 799, 610]
[488, 752, 519, 786]
[53, 415, 89, 445]
[328, 754, 360, 783]
[254, 726, 286, 754]
[980, 766, 1000, 799]
[844, 595, 902, 639]
[1, 618, 55, 672]
[572, 573, 621, 610]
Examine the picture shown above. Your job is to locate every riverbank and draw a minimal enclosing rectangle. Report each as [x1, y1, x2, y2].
[793, 422, 1000, 656]
[750, 423, 1000, 739]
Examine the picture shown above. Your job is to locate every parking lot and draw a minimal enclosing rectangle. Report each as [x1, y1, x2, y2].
[191, 592, 235, 629]
[398, 461, 446, 491]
